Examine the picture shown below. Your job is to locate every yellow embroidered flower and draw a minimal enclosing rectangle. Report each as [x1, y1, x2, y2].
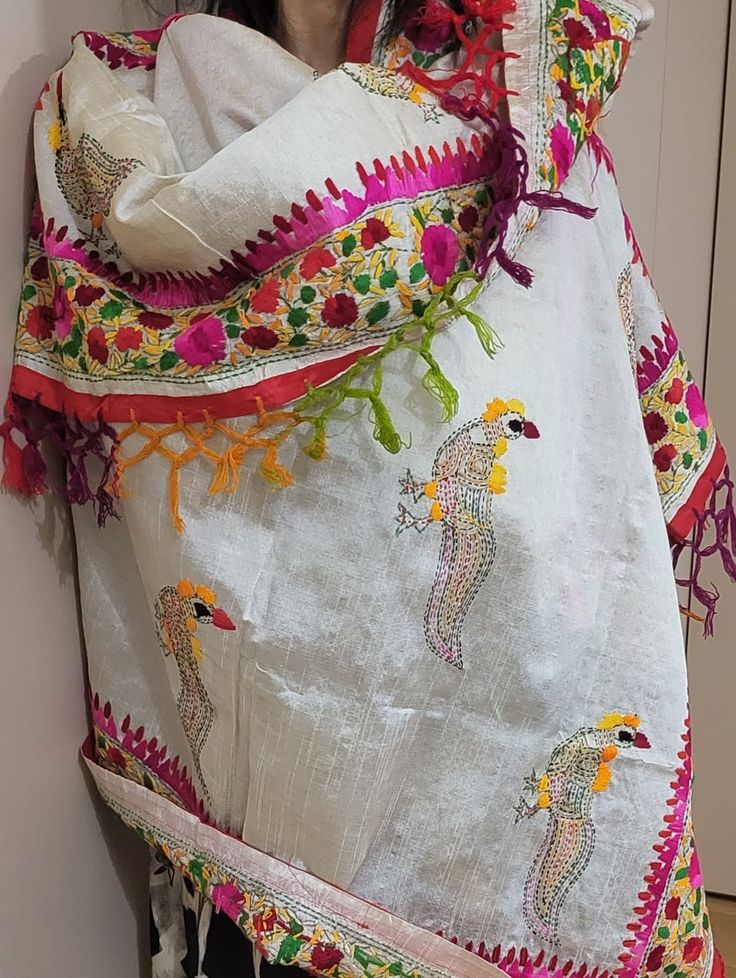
[48, 120, 62, 151]
[482, 398, 508, 422]
[488, 462, 507, 494]
[506, 398, 526, 415]
[495, 436, 508, 457]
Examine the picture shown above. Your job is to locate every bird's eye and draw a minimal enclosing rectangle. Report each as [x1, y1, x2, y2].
[193, 601, 210, 619]
[507, 419, 523, 434]
[618, 730, 634, 743]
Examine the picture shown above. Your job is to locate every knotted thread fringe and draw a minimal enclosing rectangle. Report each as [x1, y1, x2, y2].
[672, 466, 736, 636]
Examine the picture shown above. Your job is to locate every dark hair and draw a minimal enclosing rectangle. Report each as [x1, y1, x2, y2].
[187, 1, 424, 43]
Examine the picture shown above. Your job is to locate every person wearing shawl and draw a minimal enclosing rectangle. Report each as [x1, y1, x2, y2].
[2, 1, 733, 976]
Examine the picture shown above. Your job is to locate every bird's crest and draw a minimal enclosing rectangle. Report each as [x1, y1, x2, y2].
[596, 712, 640, 730]
[482, 397, 526, 422]
[176, 579, 217, 605]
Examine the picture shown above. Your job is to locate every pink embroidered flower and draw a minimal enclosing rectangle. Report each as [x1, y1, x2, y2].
[212, 882, 245, 922]
[643, 411, 668, 445]
[75, 284, 105, 307]
[87, 326, 110, 365]
[115, 327, 142, 352]
[174, 316, 227, 367]
[683, 937, 704, 964]
[645, 946, 665, 972]
[242, 325, 279, 350]
[361, 218, 391, 250]
[459, 205, 480, 233]
[139, 311, 174, 330]
[664, 896, 681, 920]
[403, 10, 454, 51]
[665, 377, 685, 405]
[53, 286, 75, 340]
[653, 444, 677, 472]
[25, 305, 54, 341]
[689, 848, 703, 888]
[564, 16, 596, 50]
[685, 384, 709, 429]
[421, 224, 458, 286]
[579, 1, 613, 39]
[550, 120, 576, 184]
[30, 256, 49, 280]
[322, 293, 359, 328]
[250, 278, 280, 314]
[300, 248, 336, 279]
[310, 944, 345, 972]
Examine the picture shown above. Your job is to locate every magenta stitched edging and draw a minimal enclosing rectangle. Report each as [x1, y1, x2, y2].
[438, 723, 692, 978]
[42, 136, 495, 309]
[636, 321, 679, 396]
[72, 27, 164, 71]
[91, 693, 210, 823]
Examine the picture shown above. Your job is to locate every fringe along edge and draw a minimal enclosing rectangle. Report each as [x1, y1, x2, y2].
[672, 466, 736, 638]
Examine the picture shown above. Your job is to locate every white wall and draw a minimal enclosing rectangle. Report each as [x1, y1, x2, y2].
[0, 4, 151, 977]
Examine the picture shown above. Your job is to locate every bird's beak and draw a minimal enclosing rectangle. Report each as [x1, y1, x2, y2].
[211, 608, 236, 631]
[633, 731, 651, 749]
[522, 421, 540, 439]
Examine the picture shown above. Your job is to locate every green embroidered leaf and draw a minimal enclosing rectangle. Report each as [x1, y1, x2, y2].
[99, 299, 124, 321]
[379, 269, 398, 289]
[412, 51, 425, 66]
[682, 452, 694, 469]
[658, 927, 671, 940]
[441, 208, 454, 224]
[158, 350, 179, 371]
[341, 235, 357, 257]
[300, 285, 317, 303]
[412, 299, 427, 318]
[21, 284, 36, 301]
[288, 307, 309, 328]
[674, 411, 688, 424]
[188, 858, 207, 889]
[143, 773, 153, 791]
[409, 262, 426, 283]
[389, 963, 405, 976]
[63, 275, 76, 290]
[288, 919, 304, 936]
[63, 339, 82, 358]
[110, 290, 130, 301]
[289, 333, 308, 347]
[474, 188, 490, 207]
[78, 355, 88, 373]
[225, 322, 241, 339]
[698, 429, 708, 451]
[412, 206, 427, 229]
[664, 965, 678, 974]
[275, 935, 303, 964]
[281, 263, 295, 279]
[133, 356, 149, 370]
[225, 307, 241, 323]
[675, 866, 690, 881]
[466, 244, 476, 265]
[97, 734, 106, 750]
[684, 922, 695, 934]
[366, 301, 390, 325]
[703, 914, 710, 931]
[354, 274, 372, 295]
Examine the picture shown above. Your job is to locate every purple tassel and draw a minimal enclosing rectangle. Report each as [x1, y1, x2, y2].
[672, 466, 736, 636]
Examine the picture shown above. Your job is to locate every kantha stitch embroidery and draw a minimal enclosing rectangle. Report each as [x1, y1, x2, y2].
[395, 398, 539, 669]
[515, 713, 651, 946]
[340, 64, 442, 122]
[154, 580, 236, 803]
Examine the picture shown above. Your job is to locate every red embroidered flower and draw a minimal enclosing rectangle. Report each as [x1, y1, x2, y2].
[665, 377, 685, 404]
[645, 946, 665, 972]
[664, 896, 681, 920]
[361, 218, 391, 250]
[115, 327, 142, 352]
[212, 882, 245, 922]
[25, 305, 54, 341]
[87, 326, 110, 364]
[564, 17, 596, 50]
[310, 945, 345, 971]
[459, 205, 480, 233]
[250, 278, 280, 314]
[403, 11, 454, 51]
[75, 284, 105, 307]
[558, 79, 585, 111]
[300, 248, 336, 279]
[322, 293, 359, 328]
[174, 316, 226, 367]
[421, 224, 459, 286]
[139, 311, 174, 330]
[643, 411, 668, 445]
[106, 746, 127, 769]
[653, 444, 677, 472]
[683, 937, 704, 963]
[242, 325, 279, 350]
[30, 256, 49, 280]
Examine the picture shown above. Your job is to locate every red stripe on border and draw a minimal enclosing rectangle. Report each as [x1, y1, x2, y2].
[346, 0, 383, 62]
[667, 439, 727, 543]
[10, 348, 379, 424]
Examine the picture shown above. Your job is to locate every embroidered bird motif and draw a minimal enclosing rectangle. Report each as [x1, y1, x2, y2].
[515, 713, 652, 946]
[395, 398, 539, 668]
[49, 75, 141, 245]
[154, 580, 236, 804]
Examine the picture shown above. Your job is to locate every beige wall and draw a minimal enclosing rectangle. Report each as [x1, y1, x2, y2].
[0, 4, 150, 976]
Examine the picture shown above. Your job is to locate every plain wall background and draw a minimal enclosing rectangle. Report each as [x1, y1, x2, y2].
[0, 2, 730, 976]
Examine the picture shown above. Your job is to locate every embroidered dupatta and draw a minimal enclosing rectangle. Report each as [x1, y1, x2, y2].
[2, 3, 734, 978]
